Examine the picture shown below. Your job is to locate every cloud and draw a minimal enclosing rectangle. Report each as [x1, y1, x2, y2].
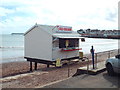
[105, 8, 117, 22]
[0, 0, 119, 34]
[0, 7, 15, 16]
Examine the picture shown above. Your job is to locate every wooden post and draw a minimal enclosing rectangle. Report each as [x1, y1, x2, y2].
[108, 51, 110, 58]
[118, 49, 120, 54]
[68, 60, 70, 77]
[47, 64, 49, 68]
[87, 58, 89, 74]
[30, 61, 32, 71]
[119, 49, 120, 54]
[95, 53, 97, 69]
[35, 62, 37, 70]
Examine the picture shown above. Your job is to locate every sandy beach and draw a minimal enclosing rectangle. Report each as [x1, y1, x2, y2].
[1, 49, 118, 88]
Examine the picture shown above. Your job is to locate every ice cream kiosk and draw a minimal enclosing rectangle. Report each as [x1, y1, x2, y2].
[24, 24, 85, 70]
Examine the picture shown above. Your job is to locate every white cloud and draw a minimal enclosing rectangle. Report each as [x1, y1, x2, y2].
[0, 7, 15, 16]
[0, 0, 119, 33]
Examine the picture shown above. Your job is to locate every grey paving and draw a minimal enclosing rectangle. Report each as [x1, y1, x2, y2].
[43, 71, 119, 88]
[75, 61, 106, 75]
[42, 61, 119, 88]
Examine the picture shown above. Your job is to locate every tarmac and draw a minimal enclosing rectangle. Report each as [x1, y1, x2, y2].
[39, 61, 119, 88]
[42, 71, 119, 88]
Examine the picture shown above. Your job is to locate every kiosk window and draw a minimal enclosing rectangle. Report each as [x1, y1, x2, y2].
[59, 38, 79, 48]
[53, 37, 59, 48]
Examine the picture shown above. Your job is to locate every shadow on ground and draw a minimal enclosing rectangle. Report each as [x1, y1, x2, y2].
[103, 72, 120, 88]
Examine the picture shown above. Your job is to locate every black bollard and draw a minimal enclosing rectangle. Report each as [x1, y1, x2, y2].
[91, 46, 95, 69]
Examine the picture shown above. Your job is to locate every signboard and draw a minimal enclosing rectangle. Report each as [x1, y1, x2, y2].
[56, 25, 72, 33]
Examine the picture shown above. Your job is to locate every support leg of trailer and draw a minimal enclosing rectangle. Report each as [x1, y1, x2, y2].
[47, 64, 49, 68]
[35, 62, 37, 70]
[30, 61, 32, 71]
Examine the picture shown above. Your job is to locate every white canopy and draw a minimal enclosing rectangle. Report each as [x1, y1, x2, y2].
[53, 33, 83, 39]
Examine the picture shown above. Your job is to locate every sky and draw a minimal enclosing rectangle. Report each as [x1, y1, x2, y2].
[0, 0, 119, 34]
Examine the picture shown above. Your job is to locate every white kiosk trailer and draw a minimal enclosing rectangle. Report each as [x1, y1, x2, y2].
[24, 24, 85, 71]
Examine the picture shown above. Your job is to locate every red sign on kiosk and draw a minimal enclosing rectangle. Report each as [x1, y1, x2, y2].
[56, 25, 72, 32]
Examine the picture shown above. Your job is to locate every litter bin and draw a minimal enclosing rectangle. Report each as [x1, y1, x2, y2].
[79, 52, 83, 58]
[56, 58, 62, 67]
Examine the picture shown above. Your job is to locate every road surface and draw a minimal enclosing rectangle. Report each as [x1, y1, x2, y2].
[43, 71, 120, 88]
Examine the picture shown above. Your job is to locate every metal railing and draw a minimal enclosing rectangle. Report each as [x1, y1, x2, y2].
[93, 49, 119, 69]
[85, 49, 120, 72]
[66, 49, 120, 77]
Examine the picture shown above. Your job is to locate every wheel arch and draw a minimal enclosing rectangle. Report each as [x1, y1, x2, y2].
[106, 59, 114, 67]
[106, 62, 112, 66]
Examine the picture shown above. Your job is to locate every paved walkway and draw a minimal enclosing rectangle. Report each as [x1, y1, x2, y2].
[39, 61, 119, 88]
[75, 61, 106, 75]
[42, 71, 119, 88]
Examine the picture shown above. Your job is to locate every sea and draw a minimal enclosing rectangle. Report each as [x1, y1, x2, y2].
[1, 34, 24, 63]
[0, 34, 119, 63]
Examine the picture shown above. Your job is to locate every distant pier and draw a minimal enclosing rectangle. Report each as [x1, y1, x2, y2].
[11, 33, 24, 35]
[77, 29, 120, 39]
